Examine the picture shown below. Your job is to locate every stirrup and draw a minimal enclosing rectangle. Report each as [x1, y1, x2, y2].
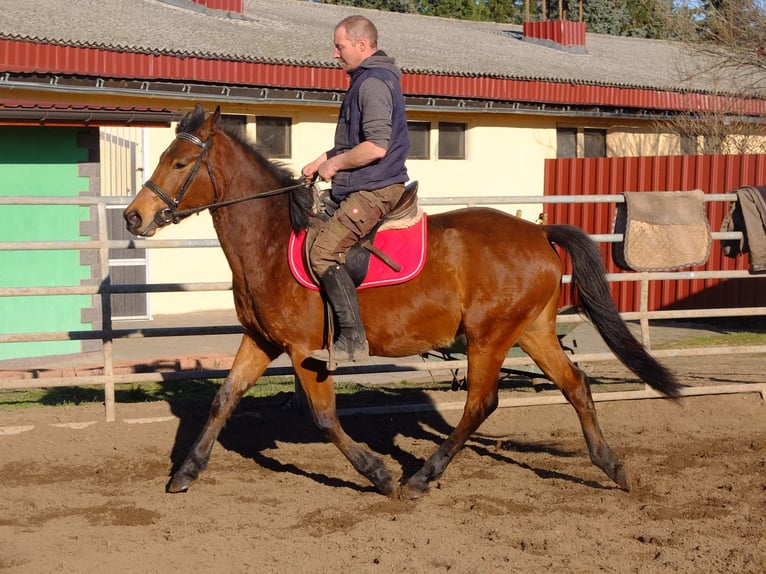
[310, 337, 369, 371]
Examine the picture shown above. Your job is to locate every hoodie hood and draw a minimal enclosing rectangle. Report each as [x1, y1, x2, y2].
[355, 50, 402, 80]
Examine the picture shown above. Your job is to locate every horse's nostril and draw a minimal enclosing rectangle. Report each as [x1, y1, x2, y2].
[124, 210, 141, 230]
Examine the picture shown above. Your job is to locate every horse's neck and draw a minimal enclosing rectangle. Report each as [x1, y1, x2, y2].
[211, 159, 292, 278]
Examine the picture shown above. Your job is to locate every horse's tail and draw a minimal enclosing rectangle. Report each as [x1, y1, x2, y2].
[545, 224, 681, 399]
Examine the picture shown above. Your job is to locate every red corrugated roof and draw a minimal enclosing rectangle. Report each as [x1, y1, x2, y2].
[2, 38, 766, 115]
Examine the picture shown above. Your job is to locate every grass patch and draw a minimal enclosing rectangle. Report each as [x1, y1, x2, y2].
[0, 375, 458, 412]
[0, 377, 371, 412]
[655, 329, 766, 349]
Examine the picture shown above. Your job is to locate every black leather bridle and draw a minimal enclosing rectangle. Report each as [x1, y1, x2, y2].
[143, 130, 307, 229]
[144, 131, 217, 228]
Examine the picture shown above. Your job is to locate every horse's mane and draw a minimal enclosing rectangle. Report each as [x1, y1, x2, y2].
[177, 107, 313, 232]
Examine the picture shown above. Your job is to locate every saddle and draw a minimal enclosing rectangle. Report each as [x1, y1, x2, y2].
[343, 181, 420, 283]
[289, 181, 427, 290]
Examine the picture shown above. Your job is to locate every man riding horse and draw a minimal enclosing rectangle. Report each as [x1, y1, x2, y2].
[301, 15, 410, 368]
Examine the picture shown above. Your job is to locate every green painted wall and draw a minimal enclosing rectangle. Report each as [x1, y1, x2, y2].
[0, 127, 93, 360]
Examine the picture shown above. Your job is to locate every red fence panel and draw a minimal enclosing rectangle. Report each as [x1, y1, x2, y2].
[544, 154, 766, 313]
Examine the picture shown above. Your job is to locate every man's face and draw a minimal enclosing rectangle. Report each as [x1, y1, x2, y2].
[333, 26, 365, 73]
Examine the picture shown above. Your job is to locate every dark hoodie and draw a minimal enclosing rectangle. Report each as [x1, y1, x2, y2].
[328, 50, 409, 200]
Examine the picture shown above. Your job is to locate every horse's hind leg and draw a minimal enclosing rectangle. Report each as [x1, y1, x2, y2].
[401, 344, 505, 499]
[292, 360, 396, 496]
[168, 334, 276, 493]
[517, 322, 630, 490]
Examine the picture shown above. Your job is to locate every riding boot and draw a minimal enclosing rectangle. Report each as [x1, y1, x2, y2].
[310, 264, 369, 367]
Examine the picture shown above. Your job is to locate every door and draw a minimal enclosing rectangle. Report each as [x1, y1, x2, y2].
[101, 127, 149, 319]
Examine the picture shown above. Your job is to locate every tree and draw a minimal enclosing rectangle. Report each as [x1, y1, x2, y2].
[694, 0, 766, 95]
[415, 0, 487, 20]
[658, 1, 766, 153]
[565, 0, 632, 35]
[319, 0, 418, 12]
[484, 0, 525, 23]
[622, 0, 676, 38]
[317, 0, 681, 37]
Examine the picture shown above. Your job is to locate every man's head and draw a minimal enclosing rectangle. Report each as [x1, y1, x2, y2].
[333, 15, 378, 73]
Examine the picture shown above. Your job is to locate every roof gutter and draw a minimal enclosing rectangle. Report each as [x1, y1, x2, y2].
[0, 103, 176, 126]
[4, 74, 755, 123]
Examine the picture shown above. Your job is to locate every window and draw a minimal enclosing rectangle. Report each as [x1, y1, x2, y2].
[438, 122, 466, 160]
[680, 133, 698, 155]
[407, 121, 430, 159]
[584, 128, 606, 157]
[556, 127, 607, 158]
[221, 114, 246, 135]
[256, 116, 291, 158]
[556, 127, 577, 158]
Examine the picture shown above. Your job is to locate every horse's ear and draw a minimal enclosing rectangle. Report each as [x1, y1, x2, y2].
[198, 105, 222, 139]
[177, 103, 206, 134]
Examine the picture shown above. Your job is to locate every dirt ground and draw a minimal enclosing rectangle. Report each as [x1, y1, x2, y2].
[1, 356, 765, 574]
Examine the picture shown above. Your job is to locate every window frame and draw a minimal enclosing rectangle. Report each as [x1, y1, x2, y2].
[407, 121, 431, 160]
[583, 128, 607, 158]
[437, 121, 466, 160]
[255, 115, 292, 159]
[556, 126, 607, 158]
[556, 127, 578, 159]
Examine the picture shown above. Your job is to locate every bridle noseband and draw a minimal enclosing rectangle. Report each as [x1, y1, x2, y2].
[144, 131, 216, 228]
[142, 130, 308, 230]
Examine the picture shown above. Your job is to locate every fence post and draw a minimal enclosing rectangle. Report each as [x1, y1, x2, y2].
[97, 203, 116, 422]
[639, 273, 651, 350]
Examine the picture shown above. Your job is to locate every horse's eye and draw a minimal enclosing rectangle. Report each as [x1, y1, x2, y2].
[173, 162, 186, 170]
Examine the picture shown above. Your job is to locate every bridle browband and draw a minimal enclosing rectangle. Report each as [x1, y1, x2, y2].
[144, 131, 307, 229]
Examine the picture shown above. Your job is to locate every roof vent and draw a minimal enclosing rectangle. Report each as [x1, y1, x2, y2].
[523, 20, 587, 53]
[190, 0, 244, 14]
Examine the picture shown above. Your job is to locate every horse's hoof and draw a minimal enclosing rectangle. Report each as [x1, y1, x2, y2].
[369, 470, 396, 497]
[166, 473, 193, 493]
[398, 478, 429, 500]
[606, 461, 631, 491]
[379, 480, 397, 498]
[613, 467, 631, 492]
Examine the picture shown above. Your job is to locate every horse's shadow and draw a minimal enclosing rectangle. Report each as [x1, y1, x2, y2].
[165, 386, 607, 494]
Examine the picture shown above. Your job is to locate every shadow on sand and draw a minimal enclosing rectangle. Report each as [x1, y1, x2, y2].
[162, 382, 610, 495]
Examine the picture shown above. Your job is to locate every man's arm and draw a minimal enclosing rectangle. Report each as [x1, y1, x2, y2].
[317, 141, 386, 181]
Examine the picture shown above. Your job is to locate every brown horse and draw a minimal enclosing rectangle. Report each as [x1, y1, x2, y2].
[124, 104, 680, 498]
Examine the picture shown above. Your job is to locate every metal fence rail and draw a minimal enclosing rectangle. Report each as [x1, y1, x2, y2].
[1, 194, 765, 421]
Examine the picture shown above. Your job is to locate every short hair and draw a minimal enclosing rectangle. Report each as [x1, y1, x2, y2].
[336, 15, 378, 49]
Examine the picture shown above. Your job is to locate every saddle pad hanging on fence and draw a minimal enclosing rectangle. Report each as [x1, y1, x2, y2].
[612, 190, 711, 272]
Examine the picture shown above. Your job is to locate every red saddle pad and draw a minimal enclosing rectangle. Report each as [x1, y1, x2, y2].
[288, 214, 428, 291]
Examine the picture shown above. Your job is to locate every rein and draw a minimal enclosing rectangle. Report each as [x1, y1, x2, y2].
[145, 131, 307, 227]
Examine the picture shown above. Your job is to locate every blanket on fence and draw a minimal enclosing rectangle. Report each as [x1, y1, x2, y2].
[720, 185, 766, 274]
[612, 190, 711, 272]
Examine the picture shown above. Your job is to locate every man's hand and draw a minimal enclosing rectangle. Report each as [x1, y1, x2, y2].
[301, 154, 327, 184]
[302, 141, 386, 184]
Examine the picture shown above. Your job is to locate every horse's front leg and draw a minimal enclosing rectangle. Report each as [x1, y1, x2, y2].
[293, 358, 396, 496]
[168, 333, 276, 493]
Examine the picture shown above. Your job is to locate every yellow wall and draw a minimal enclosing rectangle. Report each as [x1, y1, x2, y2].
[405, 111, 554, 219]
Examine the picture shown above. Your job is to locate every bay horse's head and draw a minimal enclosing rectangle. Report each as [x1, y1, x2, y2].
[124, 104, 222, 237]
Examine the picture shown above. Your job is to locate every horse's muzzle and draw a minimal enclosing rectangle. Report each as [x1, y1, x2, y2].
[124, 209, 156, 237]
